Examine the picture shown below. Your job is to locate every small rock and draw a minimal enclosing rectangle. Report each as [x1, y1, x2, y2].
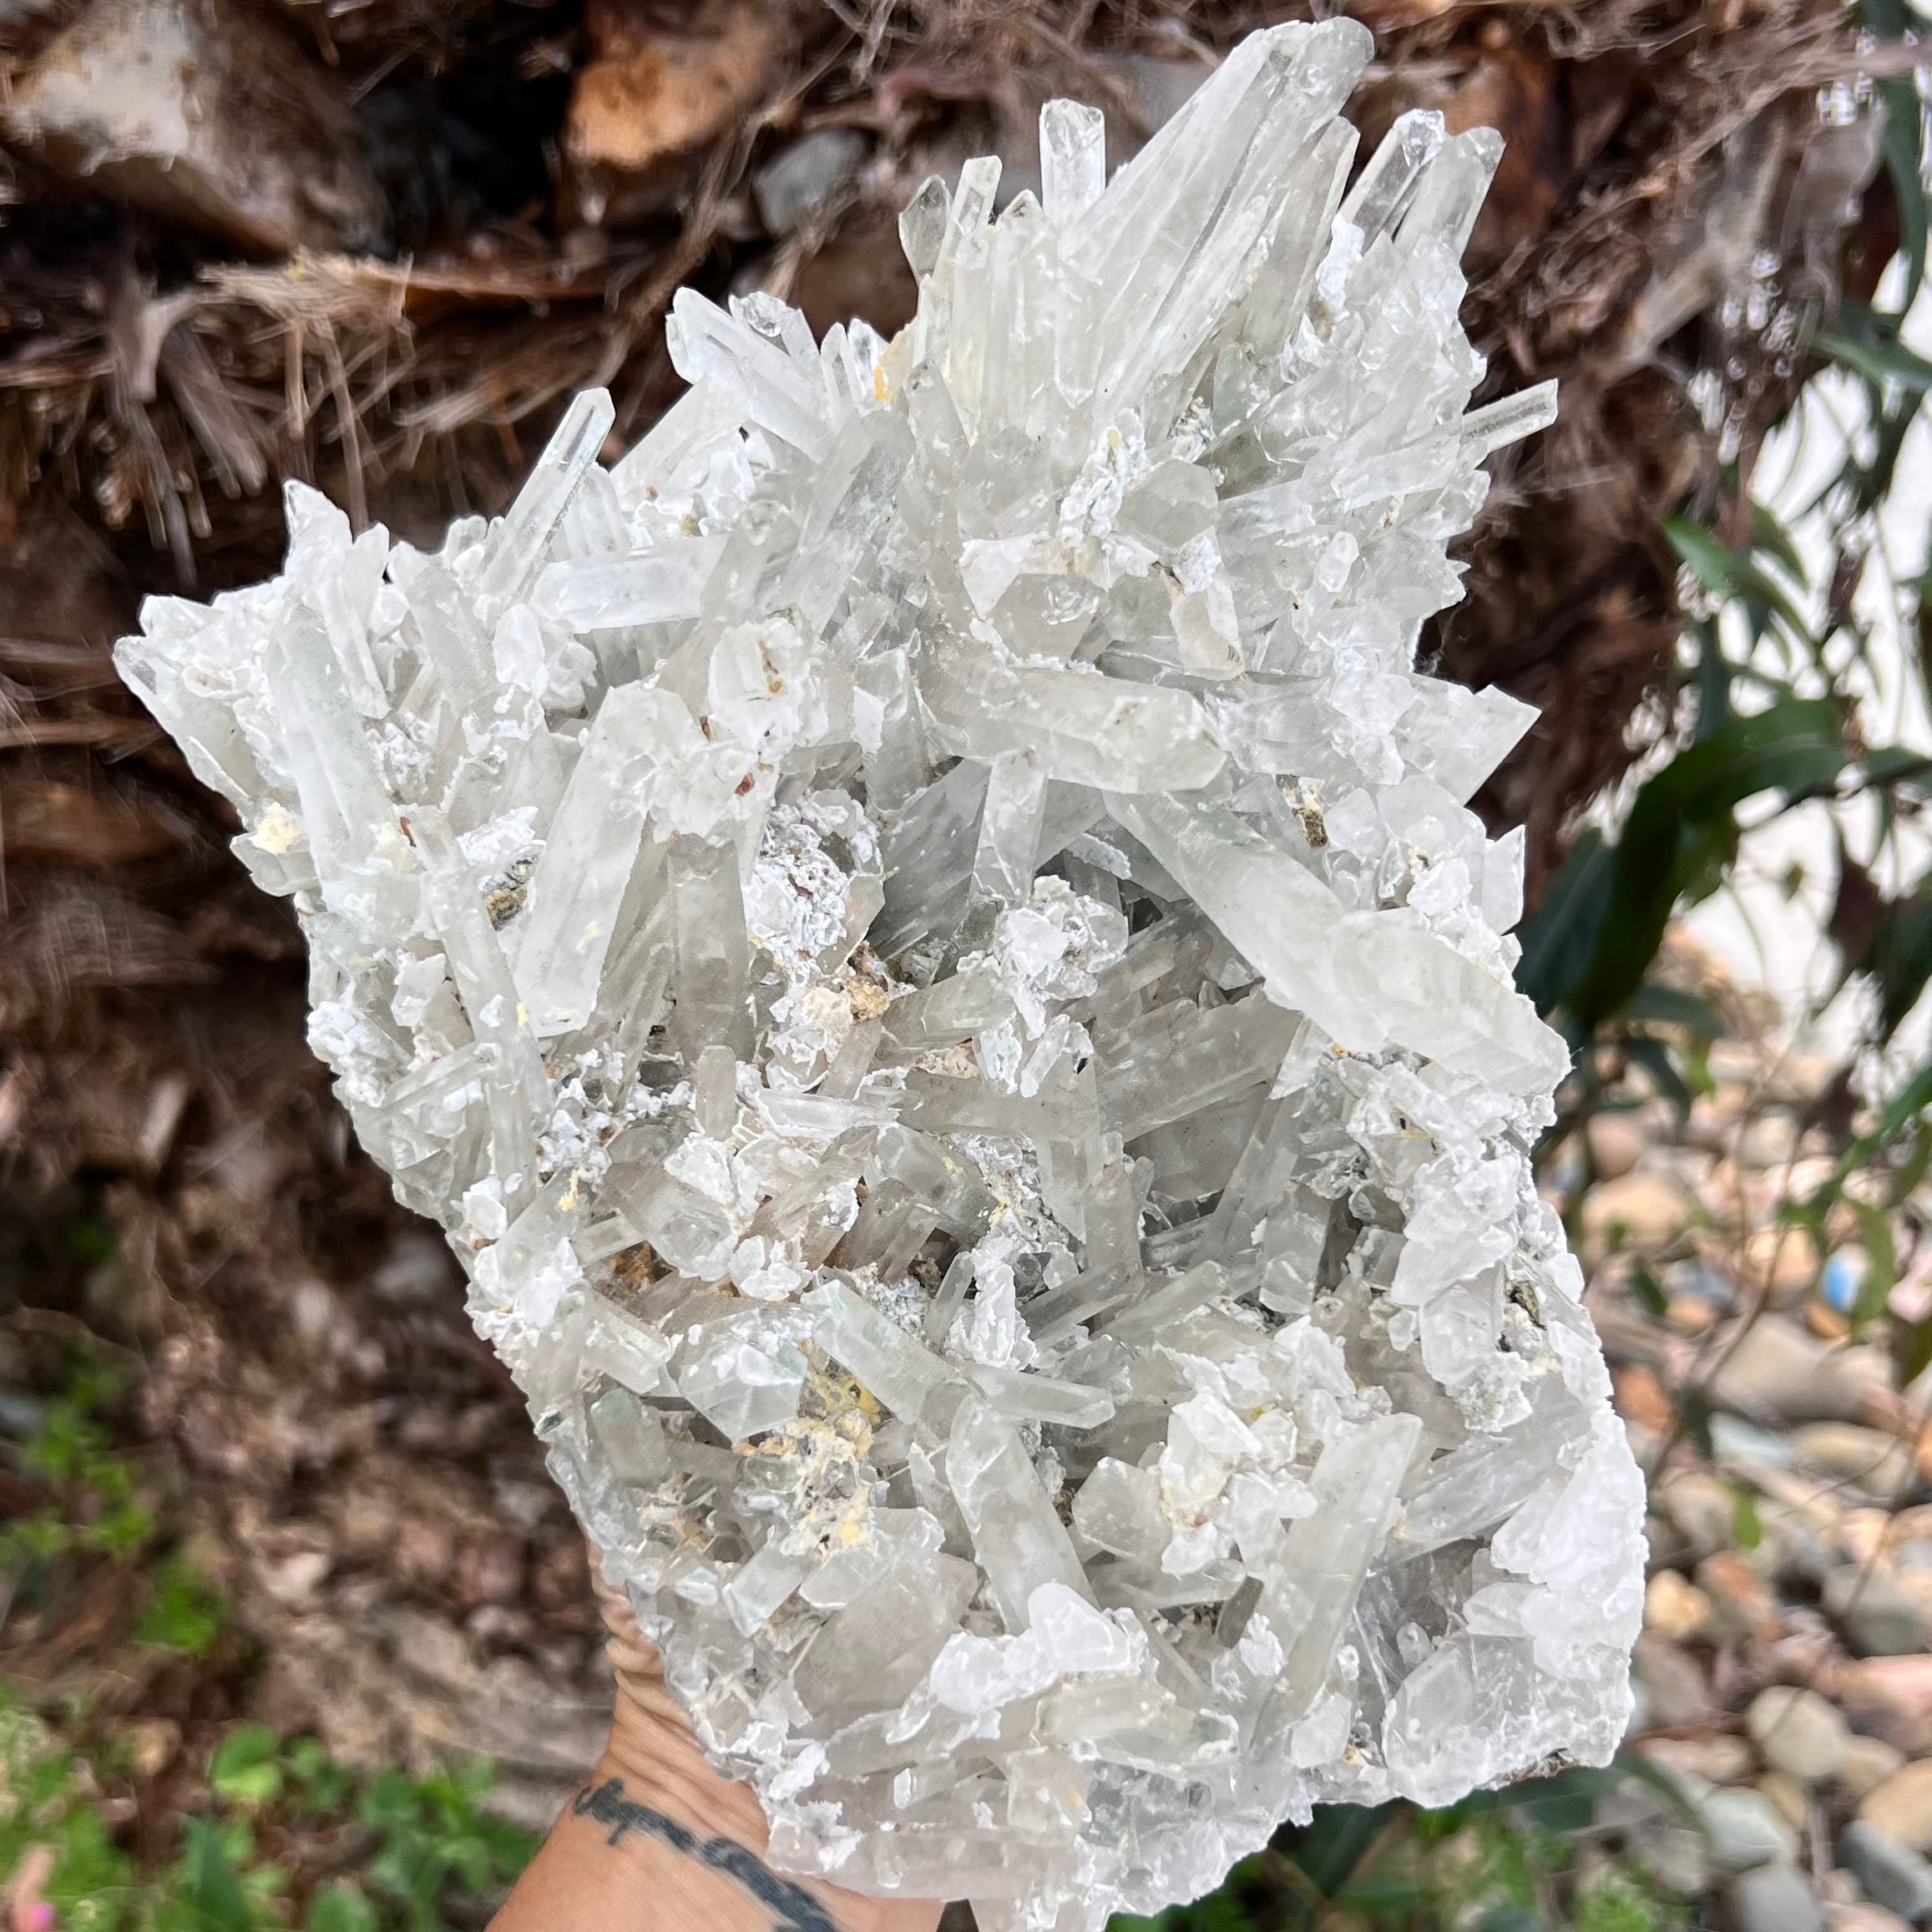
[1, 0, 384, 254]
[1737, 1115, 1803, 1169]
[1648, 1569, 1717, 1642]
[753, 128, 867, 237]
[1701, 1783, 1803, 1874]
[1713, 1413, 1799, 1470]
[1861, 1762, 1932, 1854]
[1793, 1427, 1917, 1503]
[1615, 1361, 1678, 1438]
[1832, 1904, 1917, 1932]
[1582, 1171, 1690, 1256]
[1835, 1659, 1932, 1757]
[1710, 1317, 1892, 1426]
[1893, 1570, 1932, 1625]
[1748, 1687, 1851, 1783]
[1596, 1781, 1710, 1894]
[1726, 1863, 1826, 1932]
[1659, 1470, 1747, 1564]
[565, 0, 786, 227]
[1758, 1769, 1811, 1829]
[1633, 1633, 1717, 1728]
[1699, 1550, 1788, 1642]
[111, 1717, 180, 1779]
[1647, 1733, 1758, 1783]
[260, 1548, 331, 1606]
[1742, 1226, 1821, 1302]
[1651, 1827, 1717, 1899]
[1587, 1110, 1650, 1180]
[1842, 1823, 1932, 1925]
[1843, 1739, 1913, 1800]
[1828, 1570, 1932, 1659]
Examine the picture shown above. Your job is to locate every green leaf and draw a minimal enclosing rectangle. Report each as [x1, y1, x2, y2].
[1860, 746, 1932, 789]
[1627, 1259, 1669, 1319]
[1691, 616, 1732, 737]
[1282, 1802, 1399, 1899]
[1678, 1385, 1717, 1461]
[1850, 1200, 1899, 1327]
[1338, 1869, 1425, 1922]
[170, 1815, 259, 1932]
[62, 1218, 117, 1265]
[1624, 984, 1727, 1038]
[210, 1726, 283, 1808]
[1474, 1908, 1550, 1932]
[1564, 699, 1848, 1029]
[1664, 517, 1814, 650]
[1495, 1764, 1625, 1833]
[285, 1737, 355, 1817]
[1749, 503, 1808, 584]
[3, 1509, 73, 1566]
[82, 1498, 157, 1560]
[1624, 1037, 1692, 1123]
[1897, 1310, 1932, 1388]
[307, 1884, 378, 1932]
[136, 1555, 228, 1656]
[1516, 827, 1615, 1015]
[1919, 594, 1932, 713]
[1730, 1483, 1763, 1551]
[1852, 883, 1932, 1043]
[1879, 73, 1929, 311]
[1888, 1123, 1932, 1212]
[1816, 327, 1932, 393]
[1834, 1062, 1932, 1194]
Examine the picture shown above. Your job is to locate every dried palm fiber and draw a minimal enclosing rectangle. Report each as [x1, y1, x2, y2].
[0, 0, 1910, 1823]
[0, 0, 1908, 880]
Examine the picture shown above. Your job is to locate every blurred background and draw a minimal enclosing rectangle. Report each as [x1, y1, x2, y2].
[2, 1, 1932, 1927]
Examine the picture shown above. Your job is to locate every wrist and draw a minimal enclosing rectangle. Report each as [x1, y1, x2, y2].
[598, 1692, 773, 1853]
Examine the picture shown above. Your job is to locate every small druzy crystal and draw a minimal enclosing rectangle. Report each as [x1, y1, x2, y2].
[118, 21, 1646, 1929]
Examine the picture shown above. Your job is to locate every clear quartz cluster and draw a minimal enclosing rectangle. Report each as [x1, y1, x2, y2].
[116, 21, 1646, 1929]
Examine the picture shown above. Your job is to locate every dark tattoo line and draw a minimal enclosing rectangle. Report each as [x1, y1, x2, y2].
[572, 1778, 841, 1932]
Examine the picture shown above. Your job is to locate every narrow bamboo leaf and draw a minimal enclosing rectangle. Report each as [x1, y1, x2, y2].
[1851, 1198, 1899, 1327]
[1628, 1257, 1668, 1318]
[1515, 827, 1613, 1014]
[1816, 327, 1932, 393]
[1625, 984, 1727, 1038]
[1664, 517, 1813, 649]
[1565, 699, 1847, 1028]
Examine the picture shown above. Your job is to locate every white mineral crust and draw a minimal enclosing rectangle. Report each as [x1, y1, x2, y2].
[116, 21, 1646, 1927]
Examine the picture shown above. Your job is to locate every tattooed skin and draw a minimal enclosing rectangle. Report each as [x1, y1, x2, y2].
[571, 1778, 842, 1932]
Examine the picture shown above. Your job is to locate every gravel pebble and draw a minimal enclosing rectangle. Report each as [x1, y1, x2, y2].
[1842, 1741, 1912, 1801]
[1861, 1763, 1932, 1855]
[1750, 1687, 1853, 1783]
[1727, 1864, 1827, 1932]
[1828, 1571, 1932, 1659]
[1841, 1824, 1932, 1925]
[1702, 1784, 1804, 1874]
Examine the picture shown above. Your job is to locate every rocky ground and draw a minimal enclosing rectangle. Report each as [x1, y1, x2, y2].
[7, 933, 1932, 1932]
[1555, 969, 1932, 1932]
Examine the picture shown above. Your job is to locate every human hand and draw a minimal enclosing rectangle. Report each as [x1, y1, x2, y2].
[488, 1545, 943, 1932]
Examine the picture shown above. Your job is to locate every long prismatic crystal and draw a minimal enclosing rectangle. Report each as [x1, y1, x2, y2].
[116, 23, 1646, 1929]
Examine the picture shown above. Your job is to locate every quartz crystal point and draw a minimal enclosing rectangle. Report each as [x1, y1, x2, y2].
[114, 22, 1646, 1928]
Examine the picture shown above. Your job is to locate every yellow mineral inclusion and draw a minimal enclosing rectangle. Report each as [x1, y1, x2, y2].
[251, 802, 305, 853]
